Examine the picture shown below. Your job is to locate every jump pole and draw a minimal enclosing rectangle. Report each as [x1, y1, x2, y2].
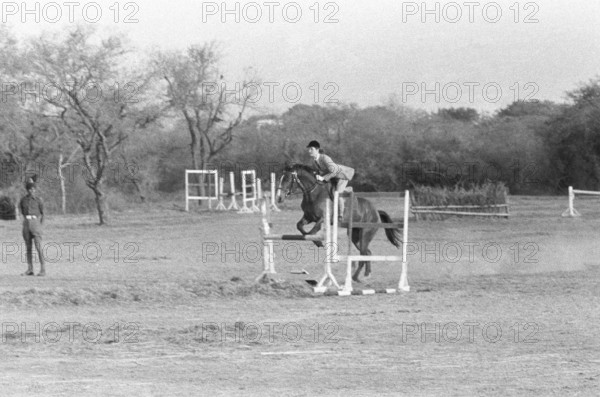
[399, 191, 410, 292]
[215, 176, 227, 210]
[257, 198, 330, 283]
[270, 173, 281, 212]
[257, 199, 276, 282]
[333, 190, 410, 295]
[238, 170, 260, 214]
[258, 197, 336, 287]
[562, 186, 584, 217]
[227, 172, 240, 211]
[185, 169, 219, 211]
[313, 199, 340, 293]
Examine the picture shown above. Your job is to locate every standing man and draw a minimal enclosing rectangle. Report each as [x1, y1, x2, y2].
[19, 177, 46, 276]
[306, 140, 355, 221]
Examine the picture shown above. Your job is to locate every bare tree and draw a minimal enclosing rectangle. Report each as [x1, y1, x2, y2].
[25, 26, 156, 224]
[153, 43, 256, 202]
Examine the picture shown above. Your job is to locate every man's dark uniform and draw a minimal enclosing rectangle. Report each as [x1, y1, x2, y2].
[19, 180, 46, 276]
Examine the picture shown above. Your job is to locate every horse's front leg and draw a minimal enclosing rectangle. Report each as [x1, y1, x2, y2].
[305, 217, 324, 235]
[305, 217, 324, 248]
[296, 217, 310, 235]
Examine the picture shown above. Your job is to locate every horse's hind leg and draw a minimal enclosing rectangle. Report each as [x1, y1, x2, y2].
[352, 248, 372, 281]
[351, 229, 373, 282]
[352, 229, 377, 282]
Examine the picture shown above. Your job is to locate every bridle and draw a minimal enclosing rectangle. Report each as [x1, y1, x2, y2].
[277, 169, 320, 199]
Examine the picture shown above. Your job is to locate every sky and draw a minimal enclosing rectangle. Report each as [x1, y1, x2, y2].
[4, 0, 600, 115]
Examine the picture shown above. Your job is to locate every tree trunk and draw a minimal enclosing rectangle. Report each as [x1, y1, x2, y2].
[197, 132, 207, 207]
[189, 127, 205, 207]
[131, 179, 145, 203]
[93, 185, 107, 225]
[58, 154, 67, 215]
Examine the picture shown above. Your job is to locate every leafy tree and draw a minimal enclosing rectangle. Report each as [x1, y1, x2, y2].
[542, 79, 600, 190]
[437, 107, 480, 123]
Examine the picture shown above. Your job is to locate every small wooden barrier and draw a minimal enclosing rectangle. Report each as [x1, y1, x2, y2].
[411, 204, 509, 219]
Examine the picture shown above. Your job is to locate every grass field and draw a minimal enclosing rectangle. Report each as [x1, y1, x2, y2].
[0, 195, 599, 396]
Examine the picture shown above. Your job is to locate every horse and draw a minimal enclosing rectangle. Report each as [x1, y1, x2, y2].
[276, 163, 402, 282]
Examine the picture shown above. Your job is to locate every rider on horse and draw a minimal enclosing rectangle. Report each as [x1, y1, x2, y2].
[306, 140, 355, 221]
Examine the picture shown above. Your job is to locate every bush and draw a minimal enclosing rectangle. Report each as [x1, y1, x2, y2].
[0, 196, 16, 220]
[411, 182, 509, 220]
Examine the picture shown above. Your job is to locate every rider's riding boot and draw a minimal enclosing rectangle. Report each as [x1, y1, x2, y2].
[338, 197, 345, 222]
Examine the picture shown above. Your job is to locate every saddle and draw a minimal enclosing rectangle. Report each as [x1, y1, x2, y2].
[326, 182, 353, 201]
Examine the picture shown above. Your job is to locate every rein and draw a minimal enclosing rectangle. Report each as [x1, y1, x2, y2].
[293, 170, 319, 195]
[280, 169, 321, 198]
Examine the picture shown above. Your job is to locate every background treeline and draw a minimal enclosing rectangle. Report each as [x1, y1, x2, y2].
[1, 26, 600, 222]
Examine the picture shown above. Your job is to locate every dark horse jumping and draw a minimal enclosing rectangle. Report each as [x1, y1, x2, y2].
[276, 163, 402, 282]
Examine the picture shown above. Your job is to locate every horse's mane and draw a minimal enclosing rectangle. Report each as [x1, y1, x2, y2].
[284, 163, 317, 174]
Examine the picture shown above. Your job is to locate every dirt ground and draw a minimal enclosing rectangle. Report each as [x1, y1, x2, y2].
[0, 196, 599, 396]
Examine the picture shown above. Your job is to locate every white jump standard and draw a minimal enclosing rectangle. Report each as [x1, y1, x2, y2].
[215, 176, 227, 210]
[226, 172, 241, 210]
[269, 172, 281, 212]
[238, 170, 260, 214]
[562, 186, 600, 217]
[313, 190, 411, 295]
[257, 198, 338, 288]
[185, 169, 219, 211]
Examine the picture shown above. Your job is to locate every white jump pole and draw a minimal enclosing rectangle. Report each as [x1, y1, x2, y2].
[208, 173, 216, 210]
[257, 199, 276, 282]
[216, 176, 227, 210]
[238, 170, 259, 214]
[185, 170, 190, 212]
[238, 171, 250, 213]
[258, 197, 328, 282]
[336, 190, 410, 294]
[398, 190, 410, 292]
[313, 199, 340, 293]
[227, 172, 240, 211]
[257, 178, 263, 200]
[562, 186, 582, 217]
[185, 169, 218, 211]
[270, 173, 281, 212]
[251, 172, 260, 212]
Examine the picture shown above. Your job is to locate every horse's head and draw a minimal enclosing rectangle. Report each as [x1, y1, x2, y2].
[276, 163, 299, 204]
[276, 163, 318, 203]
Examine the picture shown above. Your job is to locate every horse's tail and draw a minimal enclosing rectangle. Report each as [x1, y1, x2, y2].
[378, 210, 402, 249]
